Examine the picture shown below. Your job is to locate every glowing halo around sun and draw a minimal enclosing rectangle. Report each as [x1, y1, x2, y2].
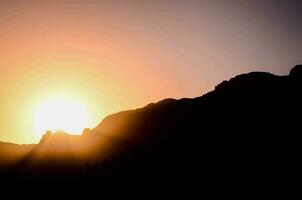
[32, 95, 92, 139]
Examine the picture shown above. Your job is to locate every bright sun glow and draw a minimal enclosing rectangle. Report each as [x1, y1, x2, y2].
[32, 95, 92, 138]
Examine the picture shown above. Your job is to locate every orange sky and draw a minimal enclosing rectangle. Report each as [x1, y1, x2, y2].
[0, 0, 301, 143]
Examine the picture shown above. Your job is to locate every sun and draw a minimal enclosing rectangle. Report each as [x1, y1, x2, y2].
[32, 95, 92, 139]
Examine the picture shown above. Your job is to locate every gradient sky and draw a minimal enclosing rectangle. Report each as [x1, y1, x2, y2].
[0, 0, 301, 143]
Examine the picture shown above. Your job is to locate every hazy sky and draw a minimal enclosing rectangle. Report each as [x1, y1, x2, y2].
[0, 0, 301, 143]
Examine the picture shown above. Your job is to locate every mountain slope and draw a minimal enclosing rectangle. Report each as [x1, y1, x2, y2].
[0, 65, 301, 187]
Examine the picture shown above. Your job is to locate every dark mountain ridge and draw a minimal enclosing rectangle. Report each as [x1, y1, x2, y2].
[0, 65, 301, 188]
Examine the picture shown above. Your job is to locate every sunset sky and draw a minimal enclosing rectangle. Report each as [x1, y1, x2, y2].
[0, 0, 301, 144]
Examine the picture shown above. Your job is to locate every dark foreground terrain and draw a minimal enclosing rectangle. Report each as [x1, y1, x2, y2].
[0, 65, 301, 191]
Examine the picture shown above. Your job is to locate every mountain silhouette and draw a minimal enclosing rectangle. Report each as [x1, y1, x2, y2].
[0, 65, 301, 190]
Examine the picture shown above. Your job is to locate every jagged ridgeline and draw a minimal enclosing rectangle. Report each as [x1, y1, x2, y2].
[0, 65, 301, 186]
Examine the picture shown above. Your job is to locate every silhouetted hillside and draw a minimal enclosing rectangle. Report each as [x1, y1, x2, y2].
[0, 65, 301, 190]
[0, 142, 35, 167]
